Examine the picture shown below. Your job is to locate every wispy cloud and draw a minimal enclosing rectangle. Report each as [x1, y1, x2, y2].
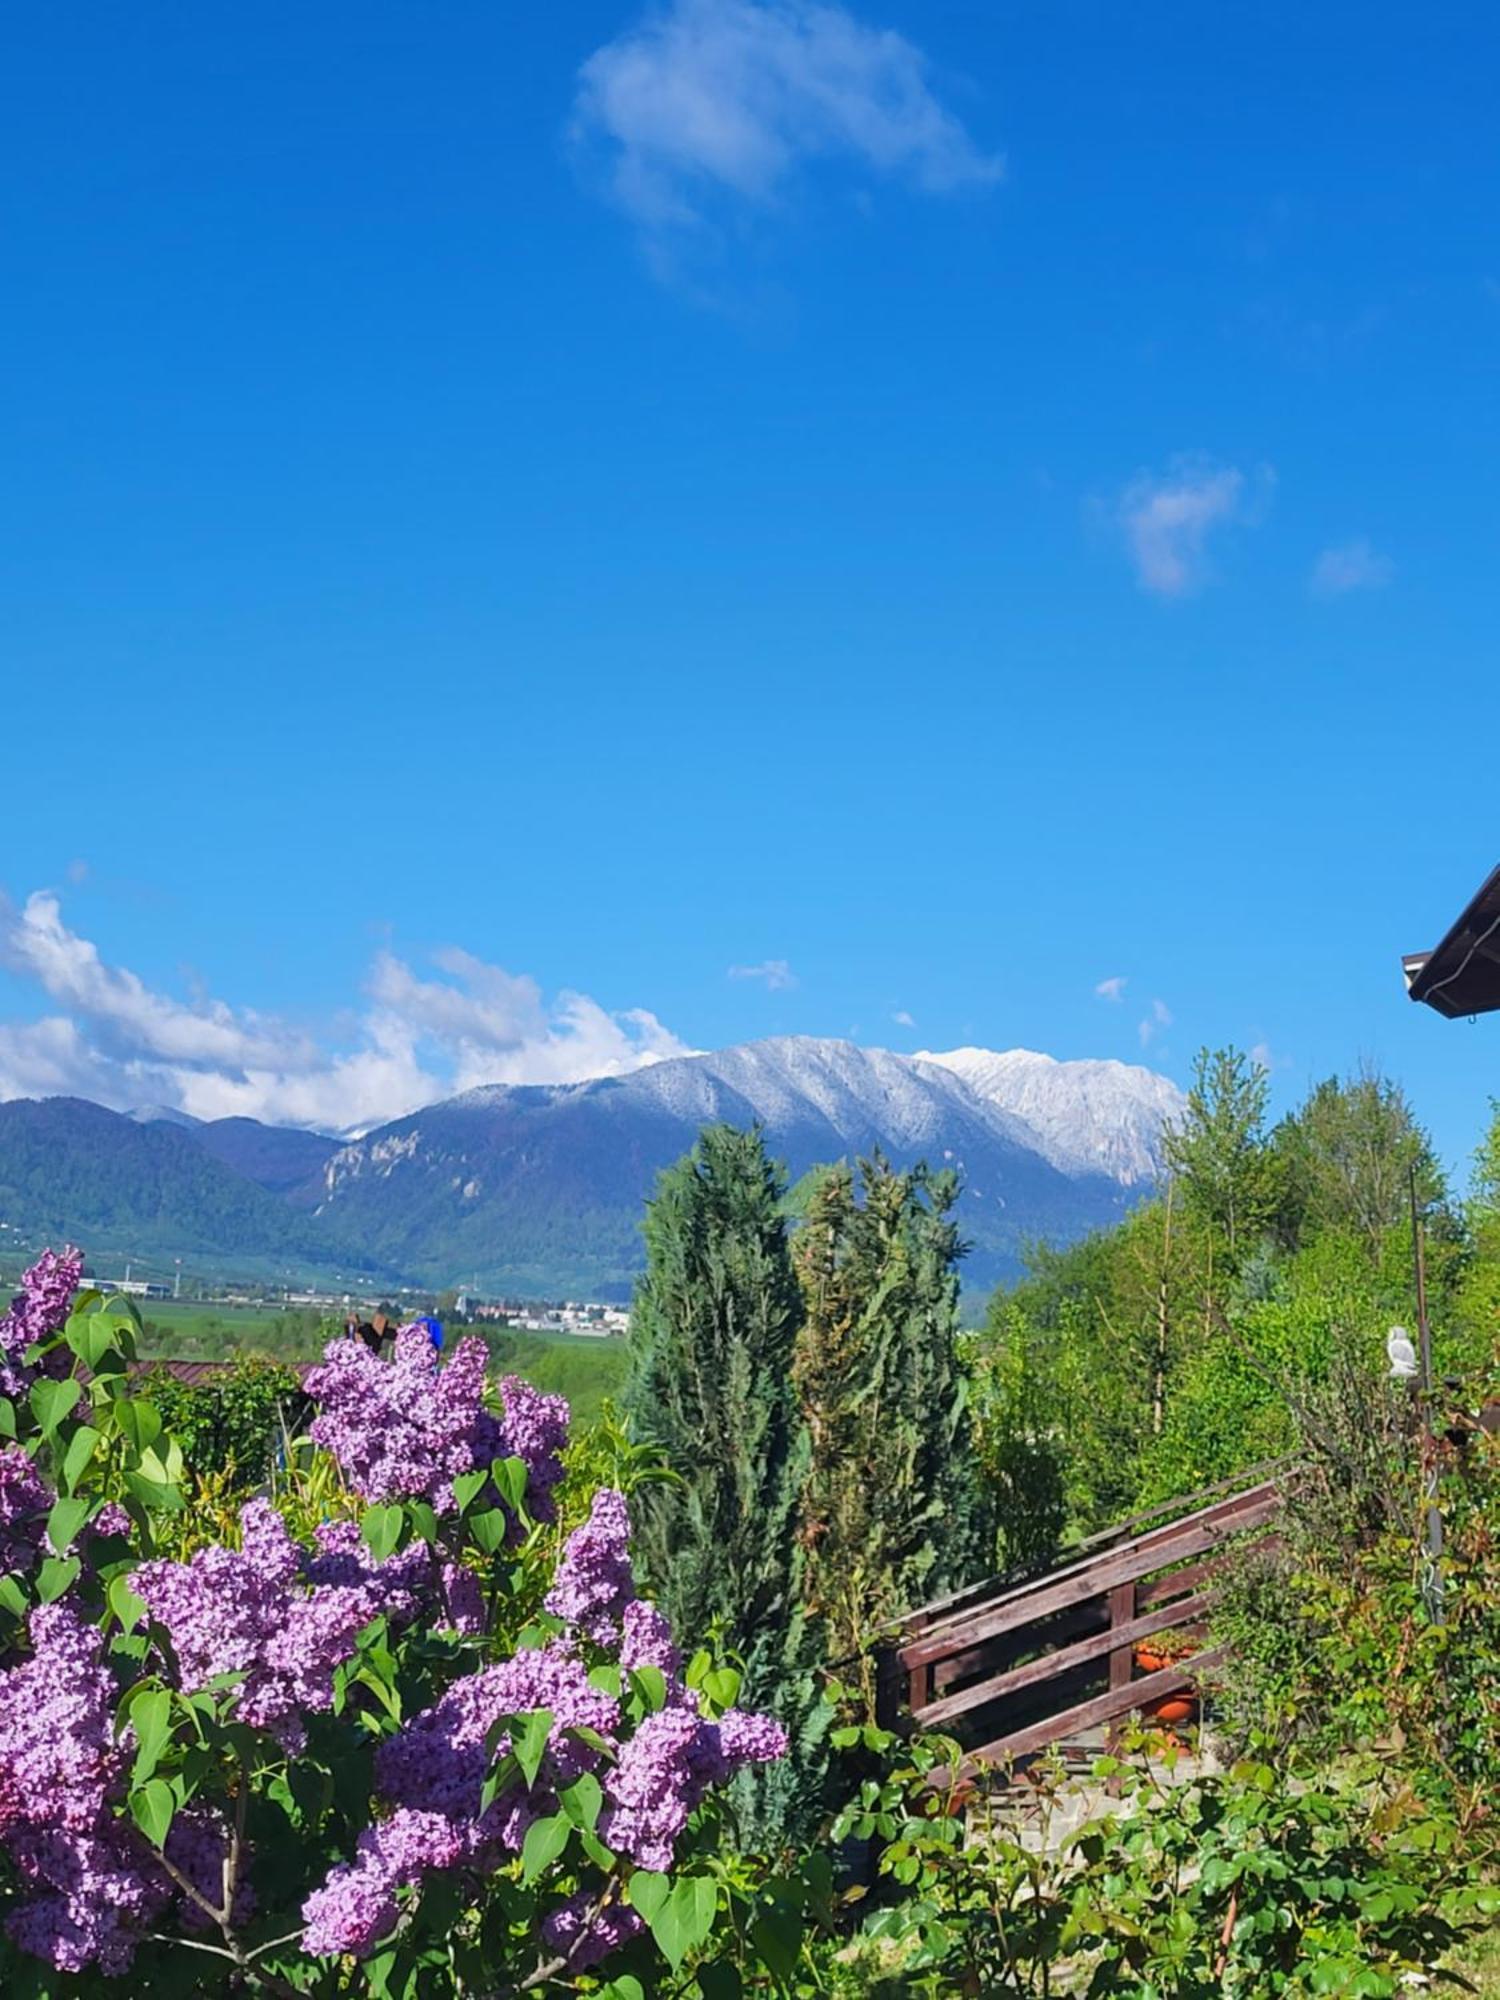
[572, 0, 1002, 269]
[1094, 975, 1127, 1002]
[728, 957, 798, 990]
[1115, 455, 1271, 597]
[1138, 998, 1173, 1049]
[0, 891, 692, 1133]
[1310, 538, 1392, 598]
[891, 1008, 916, 1028]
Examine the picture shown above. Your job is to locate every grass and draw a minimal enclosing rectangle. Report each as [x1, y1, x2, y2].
[1449, 1927, 1500, 1996]
[133, 1304, 631, 1430]
[136, 1302, 330, 1362]
[481, 1328, 629, 1427]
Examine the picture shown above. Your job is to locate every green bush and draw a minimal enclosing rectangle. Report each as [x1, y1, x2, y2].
[136, 1355, 301, 1489]
[802, 1725, 1497, 1997]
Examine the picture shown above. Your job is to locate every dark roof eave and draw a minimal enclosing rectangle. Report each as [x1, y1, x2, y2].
[1405, 863, 1500, 1019]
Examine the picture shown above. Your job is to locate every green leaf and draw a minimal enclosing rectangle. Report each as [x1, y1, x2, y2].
[130, 1688, 173, 1783]
[46, 1496, 91, 1555]
[406, 1500, 438, 1545]
[113, 1398, 162, 1456]
[627, 1871, 671, 1924]
[751, 1907, 804, 1981]
[35, 1555, 80, 1603]
[597, 1981, 645, 2000]
[559, 1771, 602, 1833]
[701, 1666, 741, 1709]
[520, 1811, 570, 1884]
[61, 1424, 101, 1494]
[360, 1504, 405, 1562]
[630, 1665, 668, 1713]
[648, 1876, 718, 1970]
[512, 1708, 554, 1790]
[588, 1664, 623, 1699]
[491, 1455, 529, 1512]
[468, 1508, 509, 1555]
[129, 1776, 176, 1849]
[451, 1469, 489, 1515]
[123, 1471, 183, 1513]
[696, 1966, 743, 2000]
[65, 1311, 126, 1374]
[0, 1396, 16, 1439]
[29, 1377, 81, 1438]
[137, 1442, 184, 1487]
[0, 1573, 27, 1618]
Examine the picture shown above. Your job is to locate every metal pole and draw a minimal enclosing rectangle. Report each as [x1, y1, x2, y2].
[1409, 1167, 1445, 1625]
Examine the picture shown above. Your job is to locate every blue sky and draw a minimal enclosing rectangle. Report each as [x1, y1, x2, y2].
[2, 1, 1498, 1166]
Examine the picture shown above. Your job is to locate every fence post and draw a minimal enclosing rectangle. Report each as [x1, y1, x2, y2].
[1105, 1579, 1136, 1762]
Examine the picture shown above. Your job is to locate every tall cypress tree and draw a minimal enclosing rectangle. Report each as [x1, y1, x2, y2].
[624, 1124, 808, 1705]
[794, 1153, 987, 1671]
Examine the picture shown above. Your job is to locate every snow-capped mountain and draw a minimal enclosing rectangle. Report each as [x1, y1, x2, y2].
[306, 1037, 1181, 1297]
[14, 1038, 1183, 1300]
[915, 1048, 1184, 1186]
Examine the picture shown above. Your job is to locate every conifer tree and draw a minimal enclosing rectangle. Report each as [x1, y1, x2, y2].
[624, 1123, 808, 1703]
[793, 1154, 987, 1670]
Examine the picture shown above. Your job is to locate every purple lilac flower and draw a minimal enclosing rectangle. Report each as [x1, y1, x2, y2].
[302, 1490, 787, 1967]
[541, 1890, 644, 1971]
[601, 1701, 787, 1874]
[300, 1806, 464, 1957]
[0, 1601, 167, 1973]
[302, 1517, 428, 1621]
[495, 1374, 570, 1522]
[545, 1488, 634, 1643]
[302, 1518, 484, 1636]
[619, 1598, 680, 1675]
[440, 1560, 486, 1636]
[93, 1501, 131, 1540]
[0, 1246, 83, 1400]
[304, 1332, 567, 1520]
[132, 1499, 390, 1751]
[0, 1445, 50, 1577]
[164, 1806, 255, 1933]
[302, 1640, 622, 1957]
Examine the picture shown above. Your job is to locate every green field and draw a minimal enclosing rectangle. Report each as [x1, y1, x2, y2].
[133, 1303, 629, 1428]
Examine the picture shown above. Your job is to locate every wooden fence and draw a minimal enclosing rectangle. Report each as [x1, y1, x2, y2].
[883, 1463, 1293, 1782]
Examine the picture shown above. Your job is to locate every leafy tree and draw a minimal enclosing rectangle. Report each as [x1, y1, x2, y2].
[1274, 1065, 1446, 1258]
[792, 1155, 986, 1669]
[1163, 1046, 1279, 1266]
[974, 1188, 1208, 1541]
[623, 1126, 813, 1741]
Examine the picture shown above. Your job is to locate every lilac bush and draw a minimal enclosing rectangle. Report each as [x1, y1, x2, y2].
[131, 1498, 403, 1751]
[0, 1447, 49, 1578]
[0, 1257, 789, 1994]
[0, 1246, 83, 1399]
[304, 1325, 568, 1521]
[302, 1486, 786, 1964]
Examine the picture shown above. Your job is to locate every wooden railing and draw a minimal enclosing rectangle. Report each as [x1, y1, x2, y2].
[884, 1463, 1293, 1782]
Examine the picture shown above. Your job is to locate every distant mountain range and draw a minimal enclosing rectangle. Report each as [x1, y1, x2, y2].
[0, 1039, 1184, 1300]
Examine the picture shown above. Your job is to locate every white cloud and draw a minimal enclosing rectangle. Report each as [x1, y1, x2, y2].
[1094, 975, 1127, 1002]
[1137, 998, 1173, 1049]
[1116, 455, 1269, 597]
[573, 0, 1002, 256]
[891, 1008, 916, 1028]
[1310, 538, 1392, 598]
[0, 891, 692, 1134]
[728, 958, 798, 990]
